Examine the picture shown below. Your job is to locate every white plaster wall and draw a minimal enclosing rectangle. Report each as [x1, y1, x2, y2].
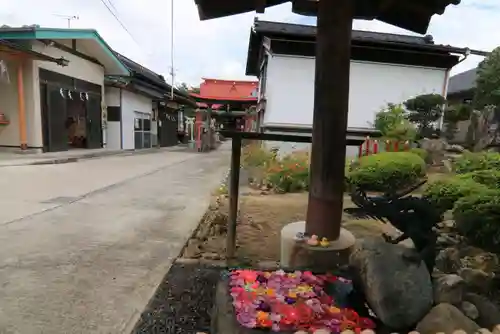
[31, 41, 106, 148]
[105, 87, 121, 150]
[121, 89, 152, 150]
[105, 86, 121, 107]
[264, 55, 447, 128]
[0, 58, 20, 146]
[33, 41, 105, 87]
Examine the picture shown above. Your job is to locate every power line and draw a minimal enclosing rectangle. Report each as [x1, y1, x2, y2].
[98, 0, 140, 46]
[106, 0, 119, 15]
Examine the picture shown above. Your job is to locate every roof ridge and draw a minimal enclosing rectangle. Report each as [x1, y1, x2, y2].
[254, 19, 434, 44]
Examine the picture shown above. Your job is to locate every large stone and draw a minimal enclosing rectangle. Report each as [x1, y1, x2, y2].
[349, 238, 433, 329]
[463, 293, 500, 330]
[459, 268, 494, 293]
[416, 303, 480, 334]
[433, 274, 465, 305]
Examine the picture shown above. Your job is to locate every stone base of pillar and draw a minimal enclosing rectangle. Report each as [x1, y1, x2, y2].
[280, 221, 355, 271]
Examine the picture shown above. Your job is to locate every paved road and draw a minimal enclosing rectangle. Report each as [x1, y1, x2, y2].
[0, 146, 230, 334]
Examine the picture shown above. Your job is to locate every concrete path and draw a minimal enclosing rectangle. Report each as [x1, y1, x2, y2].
[0, 146, 230, 333]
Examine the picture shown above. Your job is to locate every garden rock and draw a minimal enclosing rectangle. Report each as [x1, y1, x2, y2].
[446, 144, 466, 153]
[349, 237, 433, 329]
[416, 303, 480, 334]
[183, 239, 201, 258]
[463, 293, 500, 329]
[435, 247, 462, 274]
[433, 274, 465, 305]
[459, 268, 493, 293]
[420, 138, 447, 166]
[460, 301, 479, 320]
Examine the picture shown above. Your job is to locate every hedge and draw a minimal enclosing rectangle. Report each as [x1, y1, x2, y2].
[347, 151, 426, 193]
[453, 151, 500, 174]
[454, 190, 500, 252]
[457, 169, 500, 190]
[423, 177, 490, 211]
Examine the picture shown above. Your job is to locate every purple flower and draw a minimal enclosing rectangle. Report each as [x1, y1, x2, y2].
[236, 312, 257, 328]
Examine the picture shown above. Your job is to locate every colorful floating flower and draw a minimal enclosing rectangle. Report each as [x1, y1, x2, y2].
[228, 269, 376, 333]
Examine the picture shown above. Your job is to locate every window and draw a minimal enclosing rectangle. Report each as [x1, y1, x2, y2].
[133, 112, 152, 149]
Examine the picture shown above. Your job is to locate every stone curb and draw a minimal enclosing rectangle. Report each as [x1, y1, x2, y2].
[0, 146, 189, 167]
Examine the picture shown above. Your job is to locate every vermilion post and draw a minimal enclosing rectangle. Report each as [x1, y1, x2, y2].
[394, 141, 399, 152]
[365, 137, 371, 156]
[17, 61, 27, 150]
[373, 140, 379, 154]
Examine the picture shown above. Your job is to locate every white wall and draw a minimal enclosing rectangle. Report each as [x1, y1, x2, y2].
[263, 55, 447, 128]
[105, 87, 121, 150]
[121, 89, 152, 150]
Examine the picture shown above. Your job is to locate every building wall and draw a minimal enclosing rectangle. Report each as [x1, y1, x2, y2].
[0, 58, 37, 147]
[261, 130, 359, 159]
[31, 41, 106, 148]
[263, 55, 447, 128]
[121, 89, 153, 150]
[105, 86, 121, 150]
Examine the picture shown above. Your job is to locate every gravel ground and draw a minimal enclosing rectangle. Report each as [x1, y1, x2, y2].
[133, 262, 223, 334]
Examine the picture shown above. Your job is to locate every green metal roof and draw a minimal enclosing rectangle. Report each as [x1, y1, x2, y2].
[0, 26, 129, 75]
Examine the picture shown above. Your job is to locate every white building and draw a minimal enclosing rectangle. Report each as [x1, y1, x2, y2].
[246, 20, 468, 155]
[0, 26, 193, 153]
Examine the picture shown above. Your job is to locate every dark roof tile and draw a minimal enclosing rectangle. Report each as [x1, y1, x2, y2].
[448, 68, 477, 94]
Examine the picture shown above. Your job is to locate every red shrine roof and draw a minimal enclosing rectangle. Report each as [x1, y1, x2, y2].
[191, 78, 258, 108]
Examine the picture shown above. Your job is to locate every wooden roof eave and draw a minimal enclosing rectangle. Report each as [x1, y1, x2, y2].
[0, 40, 69, 66]
[193, 0, 461, 34]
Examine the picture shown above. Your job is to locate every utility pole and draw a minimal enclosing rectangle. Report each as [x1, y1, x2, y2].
[170, 0, 175, 100]
[169, 67, 176, 100]
[53, 14, 79, 28]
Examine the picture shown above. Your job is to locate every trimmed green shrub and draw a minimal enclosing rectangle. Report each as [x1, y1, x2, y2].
[458, 169, 500, 189]
[453, 151, 500, 174]
[409, 148, 428, 162]
[423, 177, 490, 211]
[347, 151, 426, 192]
[454, 190, 500, 252]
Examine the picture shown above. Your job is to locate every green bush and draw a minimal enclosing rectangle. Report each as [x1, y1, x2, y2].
[423, 177, 490, 211]
[409, 148, 428, 162]
[454, 190, 500, 252]
[458, 169, 500, 189]
[347, 151, 426, 192]
[453, 151, 500, 174]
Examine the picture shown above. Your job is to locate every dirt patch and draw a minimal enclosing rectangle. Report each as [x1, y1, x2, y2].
[181, 191, 394, 265]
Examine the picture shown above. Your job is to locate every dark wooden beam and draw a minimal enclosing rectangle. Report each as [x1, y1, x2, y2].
[255, 0, 266, 13]
[306, 0, 353, 240]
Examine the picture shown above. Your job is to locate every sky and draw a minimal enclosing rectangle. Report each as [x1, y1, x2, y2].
[1, 0, 498, 87]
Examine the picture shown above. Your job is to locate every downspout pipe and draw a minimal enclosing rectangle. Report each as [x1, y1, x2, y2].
[438, 48, 471, 130]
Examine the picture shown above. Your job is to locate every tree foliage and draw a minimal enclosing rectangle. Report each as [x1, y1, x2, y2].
[373, 103, 416, 141]
[404, 94, 446, 137]
[474, 46, 500, 109]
